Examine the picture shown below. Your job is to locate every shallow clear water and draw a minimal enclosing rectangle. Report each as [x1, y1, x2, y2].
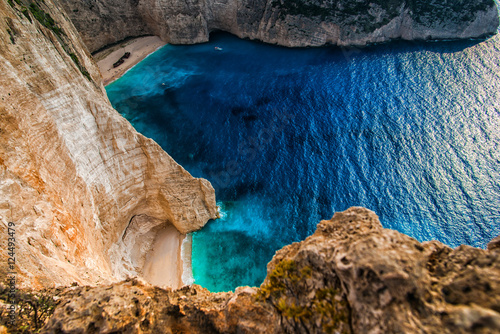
[106, 32, 500, 292]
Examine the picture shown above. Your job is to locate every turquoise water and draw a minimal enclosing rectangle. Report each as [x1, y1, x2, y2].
[106, 32, 500, 292]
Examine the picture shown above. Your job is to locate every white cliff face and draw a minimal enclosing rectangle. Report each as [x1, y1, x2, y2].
[0, 0, 217, 288]
[59, 0, 499, 53]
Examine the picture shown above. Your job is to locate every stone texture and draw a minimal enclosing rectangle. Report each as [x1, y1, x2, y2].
[59, 0, 152, 54]
[0, 0, 217, 289]
[39, 208, 500, 333]
[59, 0, 499, 53]
[41, 279, 282, 334]
[488, 235, 500, 251]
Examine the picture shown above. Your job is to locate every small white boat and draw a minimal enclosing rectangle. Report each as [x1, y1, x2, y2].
[214, 46, 223, 51]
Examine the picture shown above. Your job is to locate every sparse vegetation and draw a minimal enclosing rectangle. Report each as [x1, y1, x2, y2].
[313, 287, 350, 333]
[6, 0, 92, 81]
[272, 0, 333, 20]
[271, 0, 401, 32]
[6, 28, 15, 43]
[407, 0, 493, 24]
[257, 259, 314, 326]
[257, 258, 350, 332]
[257, 259, 309, 300]
[0, 287, 57, 333]
[69, 52, 92, 81]
[271, 0, 492, 33]
[7, 1, 65, 36]
[21, 6, 32, 23]
[276, 297, 312, 321]
[28, 2, 64, 37]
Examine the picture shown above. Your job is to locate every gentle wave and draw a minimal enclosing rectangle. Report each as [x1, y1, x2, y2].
[180, 234, 194, 286]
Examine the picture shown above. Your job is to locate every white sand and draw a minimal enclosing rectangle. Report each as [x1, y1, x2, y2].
[142, 224, 185, 289]
[94, 36, 166, 85]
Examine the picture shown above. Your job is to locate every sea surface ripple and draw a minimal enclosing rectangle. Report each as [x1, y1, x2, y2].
[107, 32, 500, 292]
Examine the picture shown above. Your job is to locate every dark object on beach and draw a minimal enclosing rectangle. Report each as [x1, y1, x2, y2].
[112, 52, 131, 68]
[113, 59, 124, 68]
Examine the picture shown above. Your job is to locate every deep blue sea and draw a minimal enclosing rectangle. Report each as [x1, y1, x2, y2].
[106, 32, 500, 292]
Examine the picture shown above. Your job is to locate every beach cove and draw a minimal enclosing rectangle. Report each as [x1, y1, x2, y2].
[105, 32, 500, 292]
[95, 36, 166, 85]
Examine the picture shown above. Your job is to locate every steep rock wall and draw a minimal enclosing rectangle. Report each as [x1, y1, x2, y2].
[0, 0, 217, 288]
[58, 0, 152, 53]
[59, 0, 499, 53]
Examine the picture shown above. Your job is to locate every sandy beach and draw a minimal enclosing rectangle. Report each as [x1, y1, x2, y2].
[142, 224, 186, 289]
[94, 36, 166, 85]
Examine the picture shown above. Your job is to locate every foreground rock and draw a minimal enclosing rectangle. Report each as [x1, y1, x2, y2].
[38, 208, 500, 333]
[59, 0, 499, 52]
[0, 0, 217, 288]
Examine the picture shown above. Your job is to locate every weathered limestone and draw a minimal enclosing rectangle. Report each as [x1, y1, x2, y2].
[488, 235, 500, 251]
[0, 0, 217, 289]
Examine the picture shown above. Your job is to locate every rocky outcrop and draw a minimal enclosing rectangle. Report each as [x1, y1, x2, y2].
[37, 208, 500, 333]
[0, 0, 217, 289]
[36, 281, 280, 333]
[59, 0, 500, 53]
[488, 235, 500, 251]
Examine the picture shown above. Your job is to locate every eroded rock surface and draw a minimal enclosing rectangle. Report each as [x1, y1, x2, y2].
[59, 0, 499, 52]
[0, 0, 217, 289]
[40, 208, 500, 333]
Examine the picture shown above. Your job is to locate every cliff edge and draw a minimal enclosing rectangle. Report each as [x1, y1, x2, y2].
[36, 208, 500, 333]
[0, 0, 217, 289]
[59, 0, 500, 52]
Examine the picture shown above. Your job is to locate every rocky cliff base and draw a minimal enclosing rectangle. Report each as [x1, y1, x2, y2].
[5, 208, 497, 333]
[59, 0, 500, 53]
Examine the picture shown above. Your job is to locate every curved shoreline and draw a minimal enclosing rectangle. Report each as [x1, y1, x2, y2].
[95, 36, 166, 86]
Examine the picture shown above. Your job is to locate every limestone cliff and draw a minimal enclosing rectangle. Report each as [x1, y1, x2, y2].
[59, 0, 499, 53]
[30, 208, 500, 333]
[0, 0, 217, 289]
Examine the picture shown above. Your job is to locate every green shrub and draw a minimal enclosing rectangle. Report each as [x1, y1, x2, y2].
[21, 7, 32, 23]
[276, 297, 312, 321]
[257, 259, 313, 300]
[313, 287, 350, 332]
[6, 28, 15, 44]
[28, 2, 65, 37]
[69, 52, 92, 81]
[0, 288, 56, 333]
